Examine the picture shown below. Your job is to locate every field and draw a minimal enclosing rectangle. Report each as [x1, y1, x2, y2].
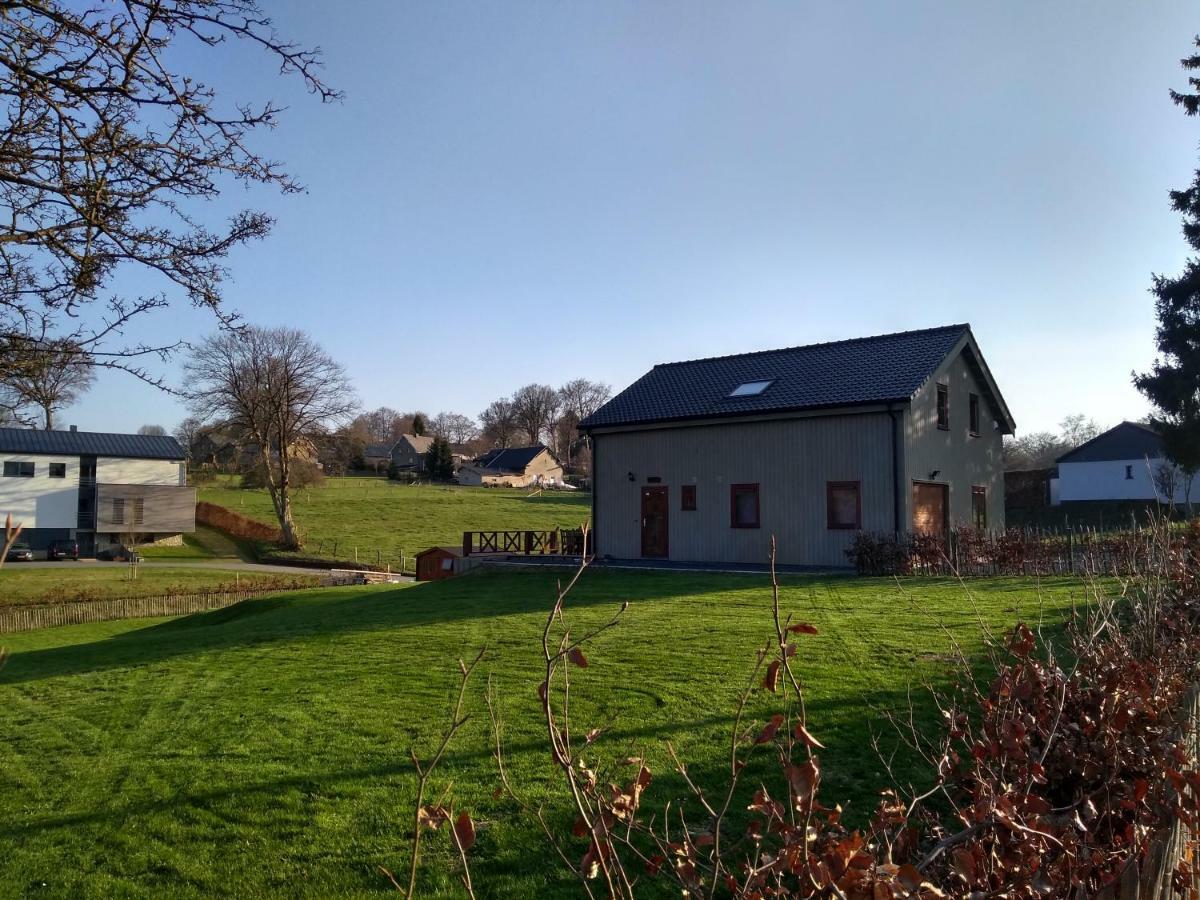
[0, 566, 320, 605]
[197, 477, 591, 565]
[0, 568, 1089, 897]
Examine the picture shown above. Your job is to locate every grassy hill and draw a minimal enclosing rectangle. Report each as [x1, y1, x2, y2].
[197, 477, 591, 566]
[0, 568, 1086, 897]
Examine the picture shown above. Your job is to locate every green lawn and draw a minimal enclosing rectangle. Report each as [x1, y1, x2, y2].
[0, 566, 319, 605]
[136, 527, 244, 561]
[197, 477, 591, 566]
[0, 568, 1088, 897]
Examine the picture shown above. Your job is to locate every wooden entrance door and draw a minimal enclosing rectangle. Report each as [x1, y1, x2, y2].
[912, 482, 949, 537]
[640, 486, 669, 558]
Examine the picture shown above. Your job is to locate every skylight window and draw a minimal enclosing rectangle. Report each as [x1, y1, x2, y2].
[728, 380, 773, 398]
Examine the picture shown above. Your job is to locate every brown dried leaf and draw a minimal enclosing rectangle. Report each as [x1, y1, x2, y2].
[453, 810, 476, 851]
[568, 646, 589, 668]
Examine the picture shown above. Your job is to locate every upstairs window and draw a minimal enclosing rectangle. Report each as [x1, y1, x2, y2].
[826, 481, 861, 530]
[49, 463, 66, 478]
[111, 498, 125, 525]
[969, 393, 981, 436]
[132, 497, 145, 526]
[728, 380, 773, 398]
[936, 384, 949, 430]
[730, 483, 760, 528]
[1125, 465, 1134, 480]
[3, 461, 34, 477]
[681, 484, 697, 511]
[972, 486, 987, 530]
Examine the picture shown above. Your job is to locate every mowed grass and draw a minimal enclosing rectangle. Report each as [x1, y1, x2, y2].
[0, 569, 1089, 898]
[0, 566, 319, 605]
[137, 527, 244, 561]
[197, 477, 591, 564]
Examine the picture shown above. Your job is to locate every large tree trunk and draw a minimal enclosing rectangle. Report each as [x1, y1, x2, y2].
[42, 404, 53, 430]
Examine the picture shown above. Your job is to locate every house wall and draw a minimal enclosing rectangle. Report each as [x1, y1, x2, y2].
[391, 441, 428, 471]
[1056, 458, 1190, 503]
[0, 453, 79, 529]
[96, 483, 197, 533]
[591, 411, 897, 568]
[97, 456, 185, 486]
[904, 346, 1006, 530]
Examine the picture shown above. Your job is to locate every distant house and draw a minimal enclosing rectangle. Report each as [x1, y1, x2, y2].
[1053, 421, 1191, 505]
[362, 443, 393, 472]
[0, 427, 196, 558]
[579, 324, 1015, 568]
[457, 445, 565, 487]
[390, 434, 435, 473]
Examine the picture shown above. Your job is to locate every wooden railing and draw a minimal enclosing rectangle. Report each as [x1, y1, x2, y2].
[462, 528, 587, 557]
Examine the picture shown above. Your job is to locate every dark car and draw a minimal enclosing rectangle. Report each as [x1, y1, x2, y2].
[5, 542, 34, 562]
[47, 541, 79, 561]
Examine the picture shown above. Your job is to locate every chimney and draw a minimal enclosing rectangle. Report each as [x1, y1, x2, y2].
[69, 425, 77, 432]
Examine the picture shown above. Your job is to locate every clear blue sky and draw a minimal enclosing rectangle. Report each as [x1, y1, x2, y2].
[69, 1, 1200, 437]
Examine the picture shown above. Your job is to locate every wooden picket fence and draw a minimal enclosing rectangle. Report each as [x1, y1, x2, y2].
[849, 525, 1170, 577]
[0, 586, 318, 634]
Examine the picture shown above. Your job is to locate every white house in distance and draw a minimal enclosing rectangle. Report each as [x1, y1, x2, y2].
[1053, 421, 1192, 505]
[0, 427, 196, 558]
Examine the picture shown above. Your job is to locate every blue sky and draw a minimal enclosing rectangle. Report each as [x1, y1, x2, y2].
[69, 1, 1199, 436]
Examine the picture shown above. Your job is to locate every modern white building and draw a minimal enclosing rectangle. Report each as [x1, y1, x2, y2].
[0, 427, 195, 558]
[1053, 421, 1192, 505]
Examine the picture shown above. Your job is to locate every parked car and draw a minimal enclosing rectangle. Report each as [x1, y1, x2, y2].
[47, 540, 79, 561]
[5, 542, 34, 562]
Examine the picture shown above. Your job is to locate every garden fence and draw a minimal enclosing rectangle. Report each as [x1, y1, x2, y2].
[0, 584, 328, 634]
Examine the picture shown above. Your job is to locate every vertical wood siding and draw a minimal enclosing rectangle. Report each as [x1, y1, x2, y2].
[593, 412, 895, 567]
[904, 344, 1006, 530]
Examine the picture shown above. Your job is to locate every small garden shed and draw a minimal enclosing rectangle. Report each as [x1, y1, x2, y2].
[415, 545, 462, 582]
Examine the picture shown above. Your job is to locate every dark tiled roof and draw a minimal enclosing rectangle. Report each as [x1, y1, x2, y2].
[0, 428, 186, 460]
[363, 443, 394, 458]
[581, 324, 971, 429]
[474, 445, 550, 473]
[1057, 422, 1163, 463]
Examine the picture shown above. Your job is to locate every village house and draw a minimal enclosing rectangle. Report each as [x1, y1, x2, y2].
[389, 433, 435, 473]
[456, 445, 564, 487]
[1052, 421, 1192, 506]
[580, 324, 1015, 568]
[0, 427, 196, 558]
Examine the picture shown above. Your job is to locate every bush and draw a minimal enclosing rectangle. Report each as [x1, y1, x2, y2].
[239, 459, 325, 490]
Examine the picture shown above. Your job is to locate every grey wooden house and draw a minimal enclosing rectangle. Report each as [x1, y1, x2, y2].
[579, 324, 1015, 568]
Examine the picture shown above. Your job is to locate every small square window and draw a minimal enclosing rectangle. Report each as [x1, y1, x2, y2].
[1125, 465, 1134, 480]
[936, 384, 949, 430]
[48, 463, 66, 478]
[827, 481, 861, 530]
[681, 484, 697, 511]
[730, 483, 760, 528]
[3, 461, 34, 477]
[971, 485, 987, 530]
[728, 380, 773, 398]
[969, 393, 980, 436]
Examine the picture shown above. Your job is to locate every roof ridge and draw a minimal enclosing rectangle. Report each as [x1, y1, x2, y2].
[650, 323, 971, 369]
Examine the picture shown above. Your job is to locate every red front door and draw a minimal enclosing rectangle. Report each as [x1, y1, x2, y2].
[640, 486, 669, 558]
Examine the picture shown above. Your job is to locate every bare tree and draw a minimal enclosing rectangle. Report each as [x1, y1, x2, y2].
[137, 425, 167, 437]
[479, 399, 519, 449]
[555, 378, 611, 464]
[431, 412, 480, 446]
[0, 339, 96, 429]
[0, 1, 337, 384]
[1059, 414, 1101, 447]
[184, 327, 356, 549]
[355, 407, 409, 445]
[174, 417, 204, 457]
[510, 384, 559, 446]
